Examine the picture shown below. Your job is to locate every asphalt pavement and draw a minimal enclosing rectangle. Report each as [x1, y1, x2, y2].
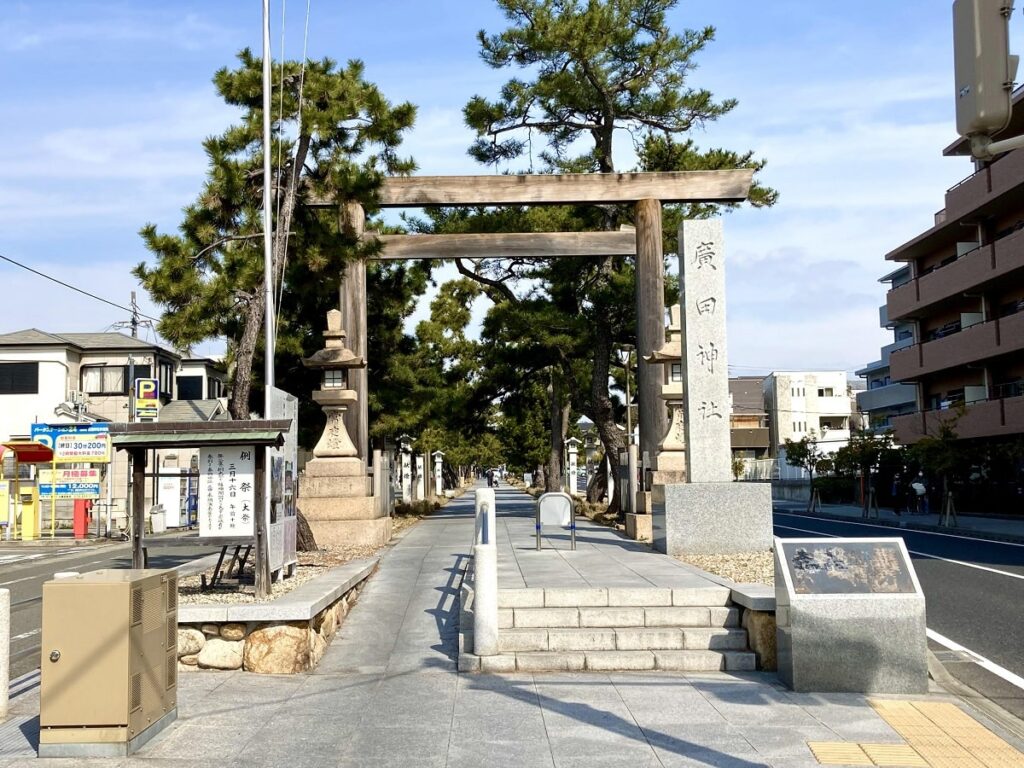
[773, 503, 1024, 722]
[1, 539, 218, 679]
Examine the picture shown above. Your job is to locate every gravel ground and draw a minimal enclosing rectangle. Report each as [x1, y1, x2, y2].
[178, 502, 447, 605]
[677, 550, 775, 586]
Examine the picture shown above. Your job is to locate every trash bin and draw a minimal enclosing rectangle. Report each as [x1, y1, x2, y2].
[149, 505, 166, 534]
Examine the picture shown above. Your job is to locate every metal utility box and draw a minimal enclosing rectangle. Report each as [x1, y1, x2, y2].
[39, 569, 178, 757]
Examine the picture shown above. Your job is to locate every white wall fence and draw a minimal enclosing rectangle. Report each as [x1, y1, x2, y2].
[739, 458, 810, 483]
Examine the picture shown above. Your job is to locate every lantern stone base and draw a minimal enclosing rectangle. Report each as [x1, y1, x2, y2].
[625, 513, 652, 542]
[298, 456, 386, 547]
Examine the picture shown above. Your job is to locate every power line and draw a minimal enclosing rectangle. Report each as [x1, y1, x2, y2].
[0, 251, 161, 323]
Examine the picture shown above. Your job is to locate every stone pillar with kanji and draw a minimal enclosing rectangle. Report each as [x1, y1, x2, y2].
[651, 220, 772, 556]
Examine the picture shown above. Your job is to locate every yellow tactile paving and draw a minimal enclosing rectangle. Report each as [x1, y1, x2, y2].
[809, 700, 1024, 767]
[809, 741, 874, 765]
[860, 743, 929, 766]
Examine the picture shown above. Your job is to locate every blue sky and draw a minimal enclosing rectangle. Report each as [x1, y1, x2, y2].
[2, 1, 1022, 373]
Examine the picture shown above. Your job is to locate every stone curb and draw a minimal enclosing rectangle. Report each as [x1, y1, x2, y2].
[178, 557, 379, 623]
[781, 508, 1024, 545]
[669, 560, 775, 611]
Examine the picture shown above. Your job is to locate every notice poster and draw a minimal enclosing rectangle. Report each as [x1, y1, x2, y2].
[198, 446, 256, 537]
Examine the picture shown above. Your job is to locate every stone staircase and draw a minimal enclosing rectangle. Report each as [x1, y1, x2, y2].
[460, 584, 756, 673]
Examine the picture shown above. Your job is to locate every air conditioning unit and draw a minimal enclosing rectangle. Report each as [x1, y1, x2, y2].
[39, 570, 178, 757]
[67, 389, 86, 405]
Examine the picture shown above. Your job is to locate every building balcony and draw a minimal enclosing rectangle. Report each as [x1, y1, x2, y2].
[890, 310, 1024, 381]
[857, 383, 917, 413]
[730, 427, 769, 451]
[887, 227, 1024, 321]
[893, 393, 1024, 443]
[944, 149, 1024, 222]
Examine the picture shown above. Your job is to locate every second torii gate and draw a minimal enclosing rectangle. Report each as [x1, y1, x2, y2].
[310, 169, 753, 475]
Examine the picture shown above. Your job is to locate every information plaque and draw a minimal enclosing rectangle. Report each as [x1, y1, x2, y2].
[778, 540, 917, 595]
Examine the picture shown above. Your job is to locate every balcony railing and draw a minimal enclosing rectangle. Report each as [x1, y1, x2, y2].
[890, 310, 1024, 380]
[887, 226, 1024, 321]
[893, 393, 1024, 443]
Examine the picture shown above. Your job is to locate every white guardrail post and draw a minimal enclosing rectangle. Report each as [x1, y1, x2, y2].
[1, 588, 10, 720]
[472, 488, 498, 656]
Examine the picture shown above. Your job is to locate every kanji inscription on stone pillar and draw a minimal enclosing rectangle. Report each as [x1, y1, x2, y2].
[679, 219, 732, 483]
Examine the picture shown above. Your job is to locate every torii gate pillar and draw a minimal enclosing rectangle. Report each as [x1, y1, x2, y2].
[340, 201, 369, 464]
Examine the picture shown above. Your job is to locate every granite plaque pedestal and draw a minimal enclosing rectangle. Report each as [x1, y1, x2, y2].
[774, 537, 928, 694]
[652, 482, 772, 556]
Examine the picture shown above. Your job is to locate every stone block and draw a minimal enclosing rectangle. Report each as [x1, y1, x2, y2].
[300, 475, 372, 498]
[513, 607, 579, 628]
[710, 607, 741, 627]
[653, 650, 725, 671]
[304, 516, 391, 549]
[742, 609, 776, 671]
[177, 627, 205, 657]
[682, 628, 748, 651]
[644, 607, 710, 627]
[625, 513, 652, 542]
[200, 623, 220, 636]
[299, 496, 379, 522]
[178, 653, 200, 667]
[497, 588, 545, 608]
[543, 588, 608, 607]
[197, 637, 244, 670]
[584, 650, 655, 671]
[607, 588, 672, 607]
[652, 482, 772, 556]
[498, 629, 549, 653]
[515, 652, 585, 672]
[547, 629, 616, 652]
[480, 654, 517, 673]
[729, 584, 776, 612]
[723, 651, 757, 672]
[615, 628, 684, 650]
[777, 596, 927, 693]
[635, 493, 653, 515]
[579, 607, 644, 627]
[458, 653, 481, 673]
[303, 457, 365, 477]
[671, 586, 731, 606]
[497, 609, 514, 629]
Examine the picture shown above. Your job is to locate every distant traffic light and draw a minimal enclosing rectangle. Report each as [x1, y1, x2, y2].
[953, 0, 1018, 138]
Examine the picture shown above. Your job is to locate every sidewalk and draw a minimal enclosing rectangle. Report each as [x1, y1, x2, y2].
[2, 483, 1022, 767]
[775, 499, 1024, 542]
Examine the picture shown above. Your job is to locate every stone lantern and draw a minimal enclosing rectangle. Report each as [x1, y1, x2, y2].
[564, 437, 582, 496]
[302, 309, 365, 461]
[644, 305, 687, 483]
[296, 309, 390, 548]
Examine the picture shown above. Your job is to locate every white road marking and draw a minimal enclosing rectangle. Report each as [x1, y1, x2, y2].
[773, 523, 1024, 581]
[0, 557, 114, 587]
[12, 628, 40, 641]
[927, 628, 1024, 693]
[774, 509, 1024, 548]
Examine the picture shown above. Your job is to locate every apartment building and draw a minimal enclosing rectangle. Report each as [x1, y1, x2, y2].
[728, 376, 770, 460]
[762, 371, 853, 456]
[884, 87, 1024, 444]
[856, 265, 918, 431]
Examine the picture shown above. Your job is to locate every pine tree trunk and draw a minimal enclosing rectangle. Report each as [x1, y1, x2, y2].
[546, 375, 569, 492]
[229, 291, 265, 419]
[588, 309, 625, 515]
[295, 504, 318, 551]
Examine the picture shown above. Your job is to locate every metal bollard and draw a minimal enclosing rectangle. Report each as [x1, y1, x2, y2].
[1, 588, 9, 720]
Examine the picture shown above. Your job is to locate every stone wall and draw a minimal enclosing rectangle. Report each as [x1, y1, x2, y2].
[176, 578, 368, 674]
[740, 608, 777, 671]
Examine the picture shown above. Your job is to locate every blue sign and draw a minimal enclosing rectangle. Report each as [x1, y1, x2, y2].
[38, 482, 102, 499]
[30, 424, 111, 463]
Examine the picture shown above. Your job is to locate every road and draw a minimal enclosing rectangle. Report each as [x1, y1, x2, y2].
[774, 506, 1024, 719]
[1, 541, 217, 680]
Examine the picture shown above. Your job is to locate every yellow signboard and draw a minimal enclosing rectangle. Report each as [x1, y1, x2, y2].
[135, 377, 160, 420]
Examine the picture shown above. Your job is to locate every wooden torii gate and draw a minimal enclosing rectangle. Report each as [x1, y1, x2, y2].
[309, 170, 753, 473]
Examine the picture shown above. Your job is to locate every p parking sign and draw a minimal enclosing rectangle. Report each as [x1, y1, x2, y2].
[135, 377, 160, 420]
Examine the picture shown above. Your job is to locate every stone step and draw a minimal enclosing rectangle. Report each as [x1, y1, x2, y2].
[496, 586, 732, 610]
[497, 627, 748, 653]
[459, 649, 756, 674]
[500, 605, 740, 630]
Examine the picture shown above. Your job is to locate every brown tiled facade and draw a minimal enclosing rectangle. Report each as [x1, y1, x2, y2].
[885, 89, 1024, 444]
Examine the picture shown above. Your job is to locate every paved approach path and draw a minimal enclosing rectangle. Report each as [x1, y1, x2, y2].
[3, 483, 1020, 767]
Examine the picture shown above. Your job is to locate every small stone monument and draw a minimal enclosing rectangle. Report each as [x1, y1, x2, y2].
[432, 450, 445, 498]
[397, 434, 413, 503]
[652, 219, 772, 555]
[297, 309, 390, 546]
[565, 437, 582, 497]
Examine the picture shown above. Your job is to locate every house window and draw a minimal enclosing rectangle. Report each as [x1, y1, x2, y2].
[177, 376, 203, 400]
[670, 363, 682, 383]
[209, 378, 225, 398]
[82, 365, 126, 395]
[0, 362, 39, 394]
[818, 387, 834, 397]
[158, 360, 174, 400]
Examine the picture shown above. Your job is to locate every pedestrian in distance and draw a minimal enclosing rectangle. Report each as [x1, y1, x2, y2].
[892, 473, 904, 516]
[911, 474, 927, 515]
